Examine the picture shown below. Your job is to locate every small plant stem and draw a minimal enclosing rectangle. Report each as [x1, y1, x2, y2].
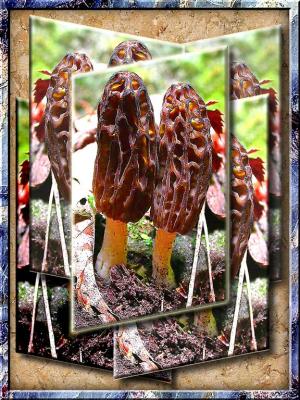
[152, 228, 176, 288]
[244, 261, 258, 351]
[186, 204, 205, 307]
[52, 172, 70, 276]
[203, 205, 215, 302]
[228, 250, 247, 356]
[41, 274, 57, 359]
[28, 273, 40, 353]
[95, 217, 128, 280]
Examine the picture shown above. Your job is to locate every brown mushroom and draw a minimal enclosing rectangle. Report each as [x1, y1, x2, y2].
[108, 40, 152, 66]
[45, 53, 93, 201]
[150, 83, 213, 288]
[93, 71, 157, 279]
[231, 135, 254, 278]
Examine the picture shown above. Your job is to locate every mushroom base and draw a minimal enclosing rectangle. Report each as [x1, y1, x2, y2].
[95, 217, 127, 281]
[152, 229, 176, 288]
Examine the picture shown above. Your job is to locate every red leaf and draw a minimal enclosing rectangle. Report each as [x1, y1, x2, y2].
[260, 87, 278, 115]
[248, 225, 268, 268]
[249, 157, 265, 183]
[207, 175, 225, 219]
[207, 109, 224, 137]
[73, 128, 97, 152]
[253, 196, 264, 221]
[247, 148, 259, 155]
[31, 148, 51, 188]
[39, 70, 51, 76]
[212, 147, 223, 173]
[33, 78, 50, 105]
[35, 114, 45, 142]
[259, 79, 272, 86]
[206, 100, 218, 107]
[19, 160, 30, 185]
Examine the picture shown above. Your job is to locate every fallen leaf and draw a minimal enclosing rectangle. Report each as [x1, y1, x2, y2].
[248, 224, 268, 268]
[31, 147, 51, 187]
[207, 175, 226, 219]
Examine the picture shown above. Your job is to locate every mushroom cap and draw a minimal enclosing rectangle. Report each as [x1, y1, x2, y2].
[151, 83, 212, 235]
[231, 135, 254, 277]
[108, 40, 152, 66]
[93, 71, 157, 223]
[230, 62, 261, 100]
[45, 52, 93, 202]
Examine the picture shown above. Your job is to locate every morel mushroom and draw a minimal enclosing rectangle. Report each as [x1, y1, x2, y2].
[93, 71, 157, 279]
[230, 62, 262, 99]
[108, 40, 152, 66]
[231, 136, 254, 278]
[45, 53, 93, 201]
[151, 83, 212, 287]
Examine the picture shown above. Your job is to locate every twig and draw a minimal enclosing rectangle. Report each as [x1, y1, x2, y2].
[41, 274, 57, 359]
[41, 183, 54, 272]
[186, 204, 205, 307]
[202, 343, 206, 360]
[203, 205, 216, 302]
[52, 172, 70, 276]
[28, 273, 40, 353]
[228, 250, 247, 356]
[244, 261, 258, 351]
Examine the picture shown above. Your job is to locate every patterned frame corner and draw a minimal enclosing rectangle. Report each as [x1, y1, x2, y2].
[0, 1, 298, 399]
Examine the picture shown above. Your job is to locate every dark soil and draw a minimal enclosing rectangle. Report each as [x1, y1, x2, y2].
[135, 303, 268, 371]
[16, 279, 113, 370]
[95, 249, 225, 322]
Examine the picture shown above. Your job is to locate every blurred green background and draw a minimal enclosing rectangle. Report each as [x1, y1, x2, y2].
[74, 48, 227, 118]
[185, 26, 280, 95]
[233, 95, 268, 162]
[17, 99, 29, 169]
[31, 16, 183, 84]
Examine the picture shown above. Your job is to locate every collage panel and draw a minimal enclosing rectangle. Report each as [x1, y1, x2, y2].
[184, 26, 281, 280]
[113, 94, 270, 379]
[71, 47, 229, 331]
[29, 15, 183, 278]
[17, 98, 172, 383]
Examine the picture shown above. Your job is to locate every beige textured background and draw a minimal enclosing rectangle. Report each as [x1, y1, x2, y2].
[10, 9, 290, 390]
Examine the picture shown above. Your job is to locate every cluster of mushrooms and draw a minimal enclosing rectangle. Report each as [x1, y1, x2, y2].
[92, 42, 214, 289]
[45, 40, 254, 293]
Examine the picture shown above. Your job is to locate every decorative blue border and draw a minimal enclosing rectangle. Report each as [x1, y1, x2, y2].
[0, 1, 298, 398]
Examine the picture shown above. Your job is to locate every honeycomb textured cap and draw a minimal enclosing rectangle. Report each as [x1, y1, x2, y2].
[93, 71, 157, 223]
[231, 135, 254, 277]
[108, 40, 152, 66]
[151, 83, 212, 235]
[45, 53, 93, 202]
[230, 62, 261, 100]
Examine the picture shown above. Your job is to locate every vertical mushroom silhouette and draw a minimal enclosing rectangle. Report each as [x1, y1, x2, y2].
[228, 135, 257, 355]
[150, 83, 213, 288]
[93, 71, 157, 280]
[231, 136, 254, 278]
[45, 52, 93, 202]
[108, 40, 152, 66]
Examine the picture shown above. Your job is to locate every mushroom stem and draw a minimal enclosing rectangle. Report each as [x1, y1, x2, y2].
[152, 228, 176, 288]
[95, 217, 127, 280]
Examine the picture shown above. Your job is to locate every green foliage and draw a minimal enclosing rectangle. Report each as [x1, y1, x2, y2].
[233, 96, 268, 161]
[186, 26, 280, 95]
[128, 217, 154, 249]
[17, 99, 29, 169]
[31, 17, 182, 84]
[74, 48, 226, 118]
